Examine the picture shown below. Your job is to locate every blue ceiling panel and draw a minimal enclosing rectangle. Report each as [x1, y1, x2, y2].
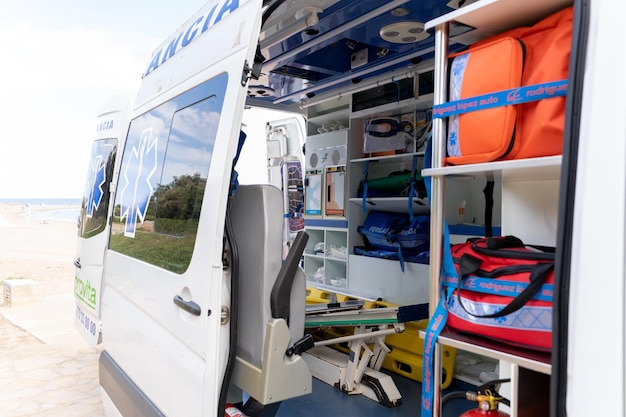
[248, 0, 470, 107]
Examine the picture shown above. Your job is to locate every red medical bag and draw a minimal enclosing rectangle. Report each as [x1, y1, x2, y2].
[444, 236, 554, 351]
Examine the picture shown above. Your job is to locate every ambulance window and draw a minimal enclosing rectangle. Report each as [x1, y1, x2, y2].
[152, 98, 217, 239]
[79, 138, 116, 238]
[109, 74, 227, 274]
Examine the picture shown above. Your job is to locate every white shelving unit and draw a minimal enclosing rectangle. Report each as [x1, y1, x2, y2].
[303, 226, 348, 289]
[348, 255, 430, 306]
[350, 95, 434, 120]
[306, 103, 350, 138]
[303, 66, 436, 303]
[303, 98, 351, 290]
[344, 82, 435, 305]
[348, 152, 429, 216]
[424, 0, 572, 415]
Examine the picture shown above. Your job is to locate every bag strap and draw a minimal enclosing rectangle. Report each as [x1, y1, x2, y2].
[361, 160, 369, 214]
[442, 273, 554, 302]
[455, 254, 553, 318]
[421, 134, 456, 417]
[483, 181, 495, 237]
[397, 246, 405, 272]
[473, 239, 555, 261]
[432, 79, 568, 119]
[408, 155, 418, 221]
[382, 228, 406, 273]
[486, 235, 524, 249]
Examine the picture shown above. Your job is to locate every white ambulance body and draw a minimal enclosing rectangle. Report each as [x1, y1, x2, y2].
[74, 0, 625, 416]
[75, 93, 131, 346]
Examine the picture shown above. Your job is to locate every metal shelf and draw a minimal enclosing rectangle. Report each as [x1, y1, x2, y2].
[426, 0, 573, 44]
[422, 155, 562, 181]
[325, 257, 347, 264]
[350, 94, 434, 120]
[350, 151, 425, 164]
[420, 330, 551, 375]
[349, 197, 429, 214]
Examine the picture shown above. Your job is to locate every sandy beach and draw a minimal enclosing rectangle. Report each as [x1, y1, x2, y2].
[0, 203, 105, 417]
[0, 204, 77, 295]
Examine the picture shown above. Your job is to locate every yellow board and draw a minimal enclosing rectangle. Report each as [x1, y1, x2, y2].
[305, 287, 456, 389]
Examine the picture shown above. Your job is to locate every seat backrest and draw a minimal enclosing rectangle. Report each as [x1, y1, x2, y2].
[229, 184, 304, 369]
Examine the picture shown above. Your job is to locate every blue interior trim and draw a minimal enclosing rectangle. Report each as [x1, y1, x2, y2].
[304, 219, 348, 228]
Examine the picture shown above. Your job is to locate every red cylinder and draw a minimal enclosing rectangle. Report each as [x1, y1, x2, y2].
[460, 409, 509, 417]
[225, 404, 248, 417]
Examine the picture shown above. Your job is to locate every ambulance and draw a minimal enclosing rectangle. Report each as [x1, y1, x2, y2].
[74, 0, 625, 416]
[75, 93, 130, 346]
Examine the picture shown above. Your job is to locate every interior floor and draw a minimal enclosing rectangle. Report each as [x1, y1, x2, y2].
[274, 373, 477, 417]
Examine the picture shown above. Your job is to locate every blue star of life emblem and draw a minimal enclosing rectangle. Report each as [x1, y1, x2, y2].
[86, 155, 106, 218]
[119, 127, 158, 238]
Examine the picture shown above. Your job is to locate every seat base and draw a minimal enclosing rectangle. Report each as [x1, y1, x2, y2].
[303, 343, 403, 408]
[231, 318, 312, 405]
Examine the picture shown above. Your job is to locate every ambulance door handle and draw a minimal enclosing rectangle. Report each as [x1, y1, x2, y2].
[173, 295, 201, 316]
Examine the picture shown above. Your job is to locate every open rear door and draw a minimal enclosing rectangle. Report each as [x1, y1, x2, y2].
[74, 94, 130, 347]
[98, 1, 264, 417]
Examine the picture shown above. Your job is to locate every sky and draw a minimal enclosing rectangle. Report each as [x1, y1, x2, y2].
[0, 0, 292, 199]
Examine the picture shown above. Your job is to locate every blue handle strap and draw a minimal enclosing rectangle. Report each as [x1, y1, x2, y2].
[441, 275, 554, 302]
[421, 134, 457, 417]
[421, 232, 457, 417]
[384, 232, 406, 273]
[361, 161, 369, 214]
[421, 291, 450, 416]
[433, 79, 567, 119]
[408, 156, 416, 221]
[397, 246, 405, 272]
[408, 155, 418, 221]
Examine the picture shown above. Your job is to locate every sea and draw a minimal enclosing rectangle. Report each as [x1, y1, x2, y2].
[0, 198, 81, 223]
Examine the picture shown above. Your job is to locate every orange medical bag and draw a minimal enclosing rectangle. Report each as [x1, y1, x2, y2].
[442, 6, 573, 165]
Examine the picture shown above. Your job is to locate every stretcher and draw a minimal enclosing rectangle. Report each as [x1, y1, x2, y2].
[301, 300, 428, 407]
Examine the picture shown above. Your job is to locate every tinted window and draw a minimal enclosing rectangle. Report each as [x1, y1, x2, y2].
[109, 74, 227, 273]
[79, 138, 117, 238]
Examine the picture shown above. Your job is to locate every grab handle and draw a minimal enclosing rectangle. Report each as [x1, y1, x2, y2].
[173, 295, 201, 316]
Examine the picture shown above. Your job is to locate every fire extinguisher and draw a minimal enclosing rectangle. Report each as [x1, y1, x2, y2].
[224, 404, 248, 417]
[442, 379, 510, 417]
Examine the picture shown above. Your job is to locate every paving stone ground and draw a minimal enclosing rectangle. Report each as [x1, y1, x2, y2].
[0, 304, 105, 417]
[0, 204, 106, 417]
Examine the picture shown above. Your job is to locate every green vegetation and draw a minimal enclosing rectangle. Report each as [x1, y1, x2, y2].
[109, 173, 206, 274]
[154, 174, 203, 222]
[109, 229, 197, 274]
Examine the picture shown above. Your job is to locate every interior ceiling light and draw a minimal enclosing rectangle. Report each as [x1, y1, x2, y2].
[380, 21, 429, 44]
[390, 7, 410, 17]
[247, 86, 275, 98]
